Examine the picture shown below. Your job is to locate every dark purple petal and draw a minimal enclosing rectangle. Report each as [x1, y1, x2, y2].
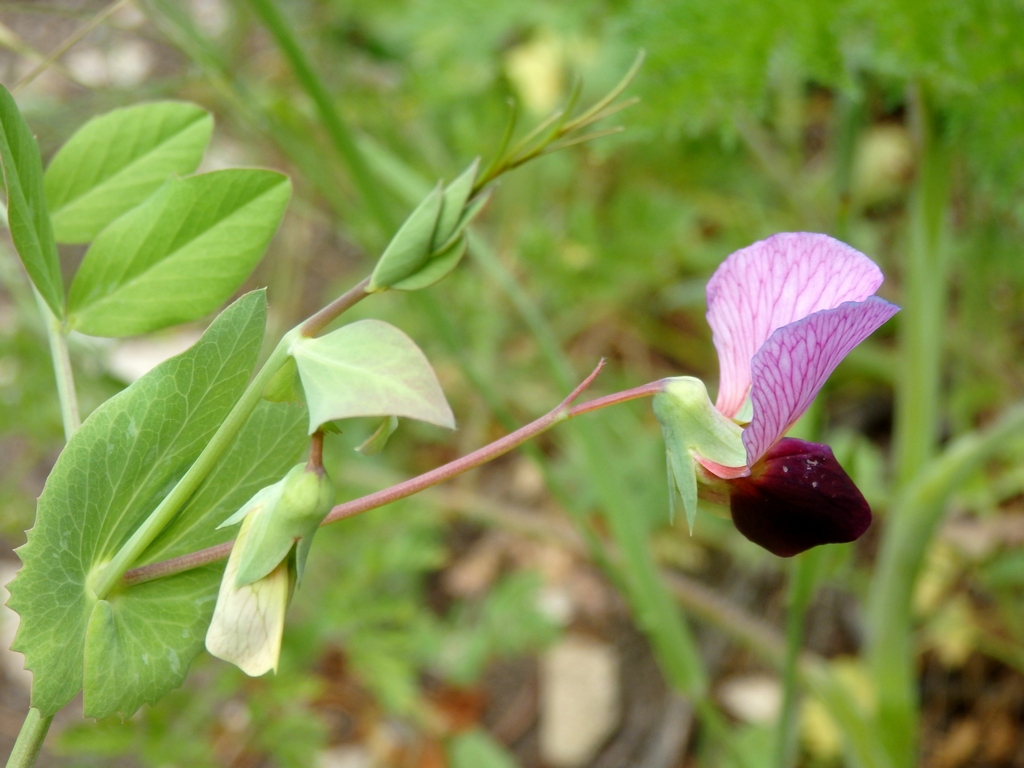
[743, 296, 900, 466]
[706, 233, 885, 418]
[728, 438, 871, 557]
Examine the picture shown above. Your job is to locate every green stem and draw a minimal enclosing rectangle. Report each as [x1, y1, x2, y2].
[5, 709, 53, 768]
[91, 330, 299, 598]
[33, 289, 79, 440]
[13, 0, 130, 91]
[872, 83, 951, 768]
[893, 84, 950, 489]
[832, 89, 865, 242]
[245, 0, 394, 233]
[300, 276, 370, 337]
[95, 258, 375, 596]
[868, 403, 1024, 768]
[773, 548, 824, 768]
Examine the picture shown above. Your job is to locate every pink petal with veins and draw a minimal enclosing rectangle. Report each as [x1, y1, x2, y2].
[707, 233, 885, 418]
[742, 296, 899, 466]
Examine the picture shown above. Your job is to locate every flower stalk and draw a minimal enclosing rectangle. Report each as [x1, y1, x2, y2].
[122, 361, 662, 586]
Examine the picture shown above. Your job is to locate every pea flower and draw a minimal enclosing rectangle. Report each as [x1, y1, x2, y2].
[654, 233, 899, 556]
[205, 462, 334, 675]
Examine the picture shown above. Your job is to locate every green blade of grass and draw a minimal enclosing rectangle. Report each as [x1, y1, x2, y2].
[868, 403, 1024, 768]
[245, 0, 394, 234]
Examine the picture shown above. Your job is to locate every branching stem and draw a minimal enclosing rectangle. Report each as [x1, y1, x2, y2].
[123, 364, 664, 586]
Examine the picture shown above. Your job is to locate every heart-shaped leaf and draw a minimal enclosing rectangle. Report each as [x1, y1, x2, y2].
[83, 401, 307, 717]
[292, 319, 455, 434]
[7, 291, 306, 717]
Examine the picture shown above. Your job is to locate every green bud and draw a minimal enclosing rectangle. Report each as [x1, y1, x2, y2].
[221, 463, 336, 588]
[370, 159, 491, 293]
[431, 158, 479, 250]
[389, 236, 468, 291]
[652, 376, 746, 531]
[205, 513, 292, 677]
[368, 182, 444, 292]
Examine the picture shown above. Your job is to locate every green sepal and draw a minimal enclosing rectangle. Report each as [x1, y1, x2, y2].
[439, 186, 491, 248]
[652, 376, 747, 531]
[356, 416, 399, 455]
[225, 463, 335, 588]
[431, 158, 479, 249]
[262, 356, 305, 404]
[368, 182, 443, 291]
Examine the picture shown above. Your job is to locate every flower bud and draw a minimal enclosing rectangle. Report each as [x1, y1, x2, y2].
[205, 463, 336, 676]
[223, 463, 335, 588]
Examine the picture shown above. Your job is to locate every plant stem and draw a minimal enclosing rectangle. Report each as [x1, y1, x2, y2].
[868, 403, 1024, 768]
[5, 709, 52, 768]
[773, 547, 824, 768]
[892, 84, 949, 489]
[469, 235, 708, 695]
[306, 429, 325, 472]
[13, 0, 129, 91]
[122, 366, 663, 586]
[99, 264, 375, 596]
[300, 276, 371, 337]
[874, 83, 951, 768]
[92, 330, 299, 598]
[318, 362, 631, 526]
[33, 289, 79, 440]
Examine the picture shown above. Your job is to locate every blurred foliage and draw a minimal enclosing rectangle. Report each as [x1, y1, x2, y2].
[3, 0, 1024, 765]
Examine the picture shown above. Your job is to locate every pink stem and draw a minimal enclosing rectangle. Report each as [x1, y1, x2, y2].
[299, 276, 371, 337]
[121, 362, 664, 587]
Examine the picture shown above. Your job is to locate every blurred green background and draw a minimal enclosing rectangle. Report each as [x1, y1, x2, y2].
[2, 0, 1024, 766]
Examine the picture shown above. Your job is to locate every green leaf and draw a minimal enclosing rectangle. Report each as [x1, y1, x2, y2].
[0, 85, 62, 318]
[44, 101, 213, 243]
[367, 182, 443, 291]
[291, 319, 455, 434]
[262, 355, 304, 404]
[448, 730, 518, 768]
[7, 292, 291, 717]
[83, 401, 308, 717]
[432, 158, 479, 249]
[67, 169, 291, 336]
[356, 415, 399, 455]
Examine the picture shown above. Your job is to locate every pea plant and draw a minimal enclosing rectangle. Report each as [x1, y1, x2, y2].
[1, 56, 900, 766]
[0, 62, 641, 765]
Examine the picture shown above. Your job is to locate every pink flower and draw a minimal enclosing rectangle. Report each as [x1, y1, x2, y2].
[656, 233, 899, 556]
